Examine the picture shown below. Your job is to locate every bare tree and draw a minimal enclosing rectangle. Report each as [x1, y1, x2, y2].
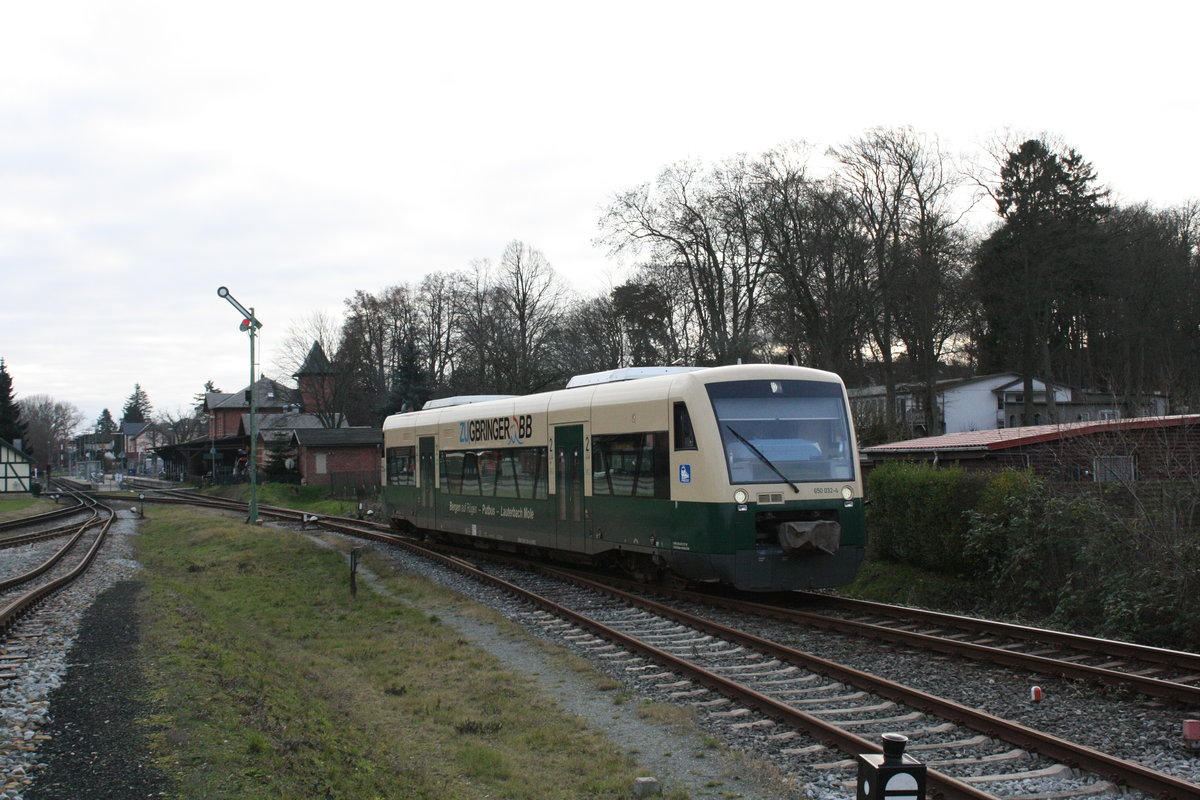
[416, 271, 467, 391]
[493, 240, 570, 392]
[752, 145, 870, 376]
[600, 158, 769, 364]
[554, 292, 626, 377]
[339, 286, 423, 422]
[449, 260, 508, 394]
[17, 394, 84, 469]
[832, 126, 972, 434]
[156, 407, 205, 444]
[272, 310, 343, 384]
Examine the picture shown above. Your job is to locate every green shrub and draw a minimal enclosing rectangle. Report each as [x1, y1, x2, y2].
[866, 462, 988, 574]
[862, 462, 1200, 650]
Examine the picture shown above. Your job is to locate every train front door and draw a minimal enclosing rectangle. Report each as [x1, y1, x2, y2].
[418, 436, 436, 529]
[554, 424, 586, 549]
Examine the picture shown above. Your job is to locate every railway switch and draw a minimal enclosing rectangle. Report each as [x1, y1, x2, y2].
[856, 733, 925, 800]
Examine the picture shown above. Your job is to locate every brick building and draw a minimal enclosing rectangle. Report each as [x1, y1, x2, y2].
[862, 415, 1200, 484]
[289, 427, 381, 490]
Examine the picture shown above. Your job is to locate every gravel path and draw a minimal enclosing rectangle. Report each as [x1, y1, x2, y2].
[1, 511, 145, 800]
[21, 581, 169, 800]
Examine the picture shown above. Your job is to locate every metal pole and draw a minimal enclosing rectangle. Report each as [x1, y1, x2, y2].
[248, 306, 259, 525]
[216, 286, 263, 525]
[210, 414, 216, 486]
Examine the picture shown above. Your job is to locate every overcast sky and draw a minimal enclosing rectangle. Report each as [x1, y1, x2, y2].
[2, 1, 1196, 428]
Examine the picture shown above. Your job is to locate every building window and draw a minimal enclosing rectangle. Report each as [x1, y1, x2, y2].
[1093, 455, 1135, 483]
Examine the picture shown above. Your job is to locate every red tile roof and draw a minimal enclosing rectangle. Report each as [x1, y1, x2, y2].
[863, 415, 1200, 453]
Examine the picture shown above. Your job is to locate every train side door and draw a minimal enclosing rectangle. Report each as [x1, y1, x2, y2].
[418, 435, 436, 529]
[554, 424, 586, 549]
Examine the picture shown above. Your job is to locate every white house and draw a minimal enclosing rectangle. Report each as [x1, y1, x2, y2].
[849, 372, 1167, 437]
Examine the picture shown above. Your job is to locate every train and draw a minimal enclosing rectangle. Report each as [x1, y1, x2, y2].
[380, 363, 865, 591]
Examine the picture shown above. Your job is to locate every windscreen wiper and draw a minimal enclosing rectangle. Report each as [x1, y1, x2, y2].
[725, 425, 800, 494]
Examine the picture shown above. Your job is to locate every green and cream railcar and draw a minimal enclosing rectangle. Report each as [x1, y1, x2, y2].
[381, 364, 865, 591]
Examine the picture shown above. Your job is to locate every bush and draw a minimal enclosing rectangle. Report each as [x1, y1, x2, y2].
[863, 462, 1200, 650]
[865, 462, 988, 574]
[965, 479, 1107, 616]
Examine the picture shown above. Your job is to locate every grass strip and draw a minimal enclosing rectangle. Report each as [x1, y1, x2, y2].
[137, 506, 644, 799]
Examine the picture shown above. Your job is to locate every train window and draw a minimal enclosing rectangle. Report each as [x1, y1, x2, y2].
[706, 379, 855, 484]
[440, 451, 465, 494]
[439, 447, 548, 500]
[513, 448, 549, 500]
[386, 446, 416, 486]
[592, 432, 669, 499]
[673, 402, 697, 451]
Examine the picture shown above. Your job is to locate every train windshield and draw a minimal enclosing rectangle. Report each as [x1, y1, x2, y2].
[706, 379, 855, 484]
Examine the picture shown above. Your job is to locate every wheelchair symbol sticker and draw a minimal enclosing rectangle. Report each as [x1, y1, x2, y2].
[679, 464, 692, 484]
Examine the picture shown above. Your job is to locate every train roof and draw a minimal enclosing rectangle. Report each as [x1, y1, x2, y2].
[384, 363, 846, 432]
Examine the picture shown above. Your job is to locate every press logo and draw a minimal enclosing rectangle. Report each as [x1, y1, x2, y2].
[459, 414, 534, 445]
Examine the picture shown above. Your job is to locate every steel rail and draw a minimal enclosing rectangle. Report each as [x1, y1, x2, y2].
[0, 496, 85, 532]
[797, 592, 1200, 673]
[0, 513, 102, 550]
[0, 515, 101, 593]
[619, 585, 1200, 706]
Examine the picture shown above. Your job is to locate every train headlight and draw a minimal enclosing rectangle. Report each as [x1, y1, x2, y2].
[734, 489, 749, 505]
[841, 486, 854, 501]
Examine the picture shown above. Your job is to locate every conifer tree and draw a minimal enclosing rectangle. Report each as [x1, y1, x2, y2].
[0, 359, 27, 446]
[95, 409, 117, 434]
[121, 384, 154, 423]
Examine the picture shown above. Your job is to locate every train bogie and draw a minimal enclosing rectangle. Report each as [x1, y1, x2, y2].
[381, 364, 865, 592]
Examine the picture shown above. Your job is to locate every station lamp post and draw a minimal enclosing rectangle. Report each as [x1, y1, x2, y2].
[216, 286, 264, 525]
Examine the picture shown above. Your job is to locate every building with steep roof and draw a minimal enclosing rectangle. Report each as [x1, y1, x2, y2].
[293, 341, 344, 427]
[158, 370, 381, 490]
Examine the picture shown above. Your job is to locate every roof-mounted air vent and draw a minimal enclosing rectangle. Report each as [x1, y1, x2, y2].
[566, 366, 703, 388]
[420, 395, 517, 410]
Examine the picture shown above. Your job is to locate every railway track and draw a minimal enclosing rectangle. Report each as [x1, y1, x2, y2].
[0, 488, 116, 637]
[0, 493, 85, 536]
[0, 493, 99, 552]
[566, 581, 1200, 707]
[789, 592, 1200, 705]
[438, 558, 1196, 800]
[96, 488, 1200, 798]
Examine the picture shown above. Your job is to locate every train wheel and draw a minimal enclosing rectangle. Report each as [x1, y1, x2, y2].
[620, 553, 662, 585]
[660, 570, 692, 591]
